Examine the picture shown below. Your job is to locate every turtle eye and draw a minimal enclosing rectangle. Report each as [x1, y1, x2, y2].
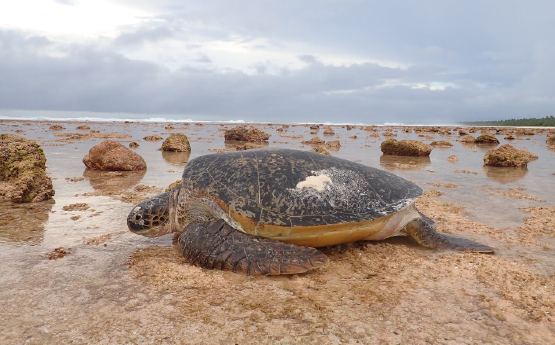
[135, 214, 142, 221]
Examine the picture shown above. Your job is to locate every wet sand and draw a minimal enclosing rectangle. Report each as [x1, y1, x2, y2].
[1, 120, 554, 344]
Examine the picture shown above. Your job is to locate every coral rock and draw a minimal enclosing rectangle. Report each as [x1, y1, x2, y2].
[83, 140, 147, 171]
[0, 134, 55, 203]
[161, 133, 191, 152]
[475, 134, 499, 144]
[380, 139, 432, 156]
[224, 125, 270, 142]
[483, 144, 538, 167]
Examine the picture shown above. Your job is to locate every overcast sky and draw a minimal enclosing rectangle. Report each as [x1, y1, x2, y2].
[1, 1, 554, 124]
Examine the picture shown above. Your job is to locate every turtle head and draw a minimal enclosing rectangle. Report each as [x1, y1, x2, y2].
[127, 189, 179, 237]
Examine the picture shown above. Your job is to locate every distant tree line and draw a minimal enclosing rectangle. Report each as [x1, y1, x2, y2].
[462, 116, 555, 127]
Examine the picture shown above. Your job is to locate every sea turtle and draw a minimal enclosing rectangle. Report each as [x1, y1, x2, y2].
[127, 148, 493, 276]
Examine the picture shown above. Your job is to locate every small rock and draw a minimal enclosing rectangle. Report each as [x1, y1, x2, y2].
[447, 155, 458, 162]
[430, 140, 453, 147]
[143, 135, 163, 141]
[325, 140, 341, 149]
[460, 135, 476, 143]
[76, 125, 90, 130]
[301, 137, 325, 145]
[475, 133, 499, 144]
[49, 125, 65, 130]
[483, 144, 538, 167]
[83, 140, 147, 171]
[224, 125, 270, 142]
[310, 146, 331, 155]
[165, 124, 174, 130]
[129, 141, 139, 148]
[235, 142, 264, 151]
[161, 133, 191, 152]
[323, 127, 335, 135]
[380, 139, 432, 156]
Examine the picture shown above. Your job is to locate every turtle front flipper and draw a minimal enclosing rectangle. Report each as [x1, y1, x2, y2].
[177, 219, 328, 276]
[405, 218, 494, 253]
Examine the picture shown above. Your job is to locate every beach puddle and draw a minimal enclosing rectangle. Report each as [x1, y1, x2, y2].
[1, 120, 554, 344]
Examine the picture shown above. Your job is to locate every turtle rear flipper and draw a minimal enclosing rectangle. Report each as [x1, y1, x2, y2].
[405, 218, 494, 253]
[177, 219, 328, 276]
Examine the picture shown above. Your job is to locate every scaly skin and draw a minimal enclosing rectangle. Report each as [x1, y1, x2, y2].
[177, 219, 328, 276]
[405, 218, 494, 253]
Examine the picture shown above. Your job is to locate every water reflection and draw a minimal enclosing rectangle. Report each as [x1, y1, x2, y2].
[83, 169, 146, 193]
[0, 200, 54, 244]
[379, 155, 432, 171]
[483, 165, 528, 184]
[161, 150, 191, 166]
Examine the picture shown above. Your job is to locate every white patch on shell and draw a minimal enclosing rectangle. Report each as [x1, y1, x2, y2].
[295, 174, 333, 191]
[288, 167, 416, 217]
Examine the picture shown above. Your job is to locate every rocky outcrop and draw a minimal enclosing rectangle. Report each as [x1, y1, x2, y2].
[460, 135, 476, 143]
[325, 140, 341, 149]
[161, 133, 191, 152]
[430, 140, 453, 147]
[301, 137, 325, 145]
[323, 127, 335, 135]
[224, 125, 270, 142]
[235, 142, 265, 151]
[483, 144, 538, 167]
[310, 146, 331, 155]
[380, 139, 432, 156]
[0, 134, 55, 203]
[475, 134, 499, 144]
[547, 135, 555, 146]
[83, 140, 146, 171]
[143, 135, 163, 141]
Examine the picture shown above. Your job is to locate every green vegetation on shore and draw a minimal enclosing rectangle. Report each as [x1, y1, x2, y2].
[462, 116, 555, 127]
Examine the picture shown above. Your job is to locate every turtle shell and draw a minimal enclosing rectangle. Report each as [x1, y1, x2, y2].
[181, 149, 422, 244]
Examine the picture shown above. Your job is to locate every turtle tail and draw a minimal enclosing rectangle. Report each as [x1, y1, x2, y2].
[177, 219, 328, 276]
[405, 218, 494, 253]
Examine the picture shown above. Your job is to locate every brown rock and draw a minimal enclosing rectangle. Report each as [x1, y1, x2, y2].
[325, 140, 341, 149]
[83, 140, 147, 171]
[224, 125, 270, 142]
[301, 137, 325, 145]
[143, 135, 163, 141]
[310, 146, 331, 155]
[458, 129, 469, 136]
[235, 142, 264, 151]
[49, 125, 65, 130]
[161, 133, 191, 152]
[323, 127, 335, 135]
[483, 144, 538, 167]
[129, 141, 139, 148]
[165, 124, 175, 130]
[0, 134, 55, 203]
[447, 155, 458, 162]
[475, 133, 499, 144]
[76, 125, 90, 130]
[380, 139, 432, 156]
[460, 135, 476, 143]
[430, 140, 453, 147]
[547, 135, 555, 146]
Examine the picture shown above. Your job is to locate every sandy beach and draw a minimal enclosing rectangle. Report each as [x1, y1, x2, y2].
[1, 119, 554, 344]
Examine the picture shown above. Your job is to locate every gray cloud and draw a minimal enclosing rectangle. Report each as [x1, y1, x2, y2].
[1, 0, 555, 123]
